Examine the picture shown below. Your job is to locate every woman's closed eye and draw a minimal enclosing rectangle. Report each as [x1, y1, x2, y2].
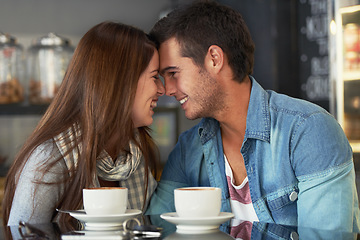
[152, 74, 160, 80]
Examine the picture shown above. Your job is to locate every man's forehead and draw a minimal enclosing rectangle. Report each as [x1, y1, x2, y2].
[161, 37, 180, 48]
[159, 37, 181, 56]
[159, 38, 182, 74]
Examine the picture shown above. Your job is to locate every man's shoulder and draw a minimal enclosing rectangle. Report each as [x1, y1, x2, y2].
[266, 90, 329, 119]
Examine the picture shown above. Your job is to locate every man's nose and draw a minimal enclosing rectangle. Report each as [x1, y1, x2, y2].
[165, 78, 177, 97]
[156, 79, 165, 96]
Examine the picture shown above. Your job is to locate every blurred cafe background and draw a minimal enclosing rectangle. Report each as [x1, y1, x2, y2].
[0, 0, 360, 218]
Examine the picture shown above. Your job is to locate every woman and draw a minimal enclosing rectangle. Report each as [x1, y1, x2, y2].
[2, 21, 165, 226]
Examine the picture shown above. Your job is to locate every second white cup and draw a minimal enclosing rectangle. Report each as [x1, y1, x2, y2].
[174, 187, 221, 218]
[83, 187, 128, 215]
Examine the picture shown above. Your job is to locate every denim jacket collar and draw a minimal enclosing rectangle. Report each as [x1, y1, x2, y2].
[245, 76, 270, 143]
[197, 76, 270, 144]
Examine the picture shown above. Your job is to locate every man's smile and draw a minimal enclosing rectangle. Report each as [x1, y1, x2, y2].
[179, 96, 189, 105]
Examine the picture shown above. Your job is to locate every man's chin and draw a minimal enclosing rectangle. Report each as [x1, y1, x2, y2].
[184, 111, 202, 120]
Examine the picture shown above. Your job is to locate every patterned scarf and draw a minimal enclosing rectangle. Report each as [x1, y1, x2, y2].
[53, 125, 142, 184]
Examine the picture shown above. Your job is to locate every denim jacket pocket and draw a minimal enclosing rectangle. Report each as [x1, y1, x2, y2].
[266, 185, 299, 212]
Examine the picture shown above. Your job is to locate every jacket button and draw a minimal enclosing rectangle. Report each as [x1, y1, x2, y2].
[289, 191, 298, 201]
[290, 231, 299, 240]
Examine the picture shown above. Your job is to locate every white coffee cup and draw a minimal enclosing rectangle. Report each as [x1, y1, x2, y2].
[83, 187, 128, 215]
[174, 187, 221, 218]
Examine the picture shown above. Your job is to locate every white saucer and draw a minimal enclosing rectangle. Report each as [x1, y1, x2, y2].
[160, 212, 234, 234]
[68, 209, 141, 230]
[61, 230, 127, 239]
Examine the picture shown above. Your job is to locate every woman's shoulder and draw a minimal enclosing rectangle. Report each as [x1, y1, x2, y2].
[26, 139, 64, 170]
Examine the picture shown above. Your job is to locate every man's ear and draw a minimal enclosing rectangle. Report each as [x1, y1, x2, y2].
[204, 45, 224, 73]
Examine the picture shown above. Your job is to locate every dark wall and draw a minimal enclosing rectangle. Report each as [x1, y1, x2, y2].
[218, 0, 300, 99]
[218, 0, 332, 113]
[297, 0, 329, 110]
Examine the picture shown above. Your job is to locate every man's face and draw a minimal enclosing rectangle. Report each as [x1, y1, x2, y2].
[159, 37, 225, 120]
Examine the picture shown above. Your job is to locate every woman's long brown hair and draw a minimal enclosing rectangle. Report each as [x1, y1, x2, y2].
[2, 21, 159, 226]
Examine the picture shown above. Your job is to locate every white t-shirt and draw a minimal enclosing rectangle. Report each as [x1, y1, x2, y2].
[224, 154, 259, 222]
[224, 155, 258, 239]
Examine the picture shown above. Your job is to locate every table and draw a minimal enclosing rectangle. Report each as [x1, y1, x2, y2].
[2, 215, 360, 240]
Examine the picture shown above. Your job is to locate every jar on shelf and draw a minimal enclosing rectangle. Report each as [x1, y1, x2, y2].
[344, 23, 360, 71]
[0, 32, 25, 104]
[27, 33, 74, 104]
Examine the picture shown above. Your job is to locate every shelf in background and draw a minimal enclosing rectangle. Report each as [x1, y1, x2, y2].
[351, 141, 360, 153]
[0, 104, 178, 116]
[343, 71, 360, 81]
[0, 104, 49, 115]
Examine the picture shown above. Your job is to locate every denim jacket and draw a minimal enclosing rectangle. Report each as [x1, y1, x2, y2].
[147, 77, 360, 232]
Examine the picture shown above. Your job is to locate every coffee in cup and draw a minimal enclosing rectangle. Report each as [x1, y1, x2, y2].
[174, 187, 221, 218]
[83, 187, 128, 215]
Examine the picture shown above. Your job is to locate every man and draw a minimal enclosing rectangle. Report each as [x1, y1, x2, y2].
[146, 0, 360, 232]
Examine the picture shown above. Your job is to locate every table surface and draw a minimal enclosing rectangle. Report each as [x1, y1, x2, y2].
[2, 214, 360, 240]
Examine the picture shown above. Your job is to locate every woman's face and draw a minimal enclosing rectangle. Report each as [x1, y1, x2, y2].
[132, 51, 165, 128]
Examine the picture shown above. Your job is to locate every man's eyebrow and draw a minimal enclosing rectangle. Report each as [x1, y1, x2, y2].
[160, 66, 178, 75]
